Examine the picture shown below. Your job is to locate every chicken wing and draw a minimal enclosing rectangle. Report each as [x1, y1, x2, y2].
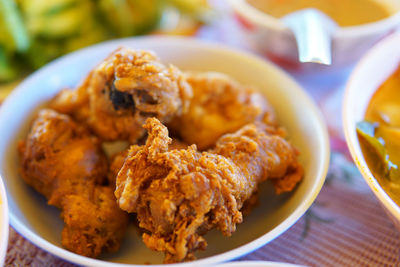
[19, 109, 129, 258]
[115, 118, 303, 262]
[50, 47, 192, 142]
[168, 72, 279, 150]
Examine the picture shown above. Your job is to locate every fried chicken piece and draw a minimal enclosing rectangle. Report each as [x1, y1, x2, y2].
[18, 109, 107, 208]
[61, 186, 128, 257]
[50, 47, 192, 142]
[19, 109, 128, 258]
[212, 121, 304, 194]
[115, 118, 303, 263]
[169, 72, 279, 150]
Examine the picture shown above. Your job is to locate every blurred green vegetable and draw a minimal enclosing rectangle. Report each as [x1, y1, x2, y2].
[18, 0, 106, 68]
[0, 48, 17, 81]
[0, 0, 210, 84]
[98, 0, 164, 36]
[168, 0, 209, 18]
[0, 0, 29, 82]
[20, 0, 94, 38]
[0, 0, 29, 52]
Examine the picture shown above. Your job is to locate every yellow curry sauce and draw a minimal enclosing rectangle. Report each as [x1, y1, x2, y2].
[247, 0, 393, 27]
[359, 66, 400, 205]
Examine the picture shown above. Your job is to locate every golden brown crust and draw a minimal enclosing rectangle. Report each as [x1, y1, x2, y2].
[20, 48, 303, 261]
[18, 109, 129, 258]
[18, 109, 107, 208]
[61, 186, 129, 257]
[169, 72, 279, 150]
[50, 48, 192, 142]
[115, 118, 303, 262]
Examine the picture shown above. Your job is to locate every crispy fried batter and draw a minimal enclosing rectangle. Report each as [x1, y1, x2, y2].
[18, 109, 107, 208]
[20, 49, 304, 261]
[18, 109, 128, 258]
[115, 118, 303, 262]
[50, 48, 192, 142]
[108, 138, 187, 186]
[212, 121, 304, 194]
[61, 186, 128, 257]
[169, 72, 279, 150]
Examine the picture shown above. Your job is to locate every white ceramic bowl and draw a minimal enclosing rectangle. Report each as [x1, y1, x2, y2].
[343, 33, 400, 229]
[228, 0, 400, 72]
[0, 175, 8, 266]
[0, 36, 329, 266]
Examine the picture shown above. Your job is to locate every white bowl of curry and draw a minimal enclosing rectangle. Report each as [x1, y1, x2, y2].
[344, 32, 400, 229]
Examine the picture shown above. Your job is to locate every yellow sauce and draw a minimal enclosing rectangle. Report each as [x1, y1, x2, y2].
[361, 66, 400, 205]
[365, 68, 400, 124]
[247, 0, 393, 27]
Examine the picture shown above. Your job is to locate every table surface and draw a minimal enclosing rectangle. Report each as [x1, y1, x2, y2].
[4, 2, 400, 267]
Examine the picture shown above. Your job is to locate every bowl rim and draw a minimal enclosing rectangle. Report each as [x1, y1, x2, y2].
[0, 175, 8, 265]
[228, 0, 400, 37]
[3, 36, 330, 267]
[343, 32, 400, 222]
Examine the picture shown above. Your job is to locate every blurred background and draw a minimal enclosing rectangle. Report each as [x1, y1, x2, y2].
[0, 0, 212, 90]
